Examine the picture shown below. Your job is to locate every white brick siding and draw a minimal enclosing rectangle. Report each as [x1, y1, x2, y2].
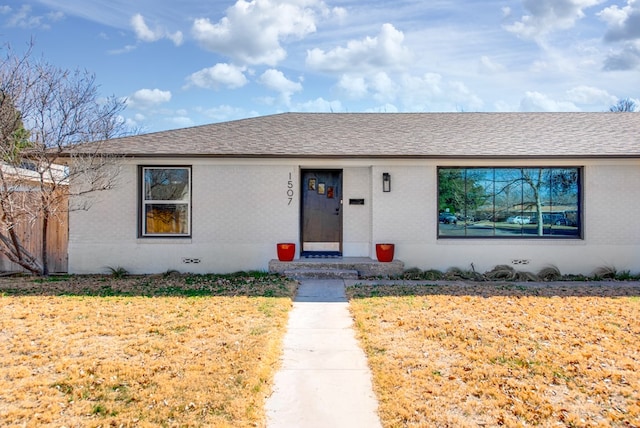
[68, 157, 640, 276]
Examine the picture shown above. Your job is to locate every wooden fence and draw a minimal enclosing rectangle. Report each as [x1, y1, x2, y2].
[0, 195, 68, 274]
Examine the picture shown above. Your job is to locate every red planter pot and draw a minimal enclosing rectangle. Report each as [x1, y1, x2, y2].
[375, 243, 395, 262]
[277, 243, 296, 261]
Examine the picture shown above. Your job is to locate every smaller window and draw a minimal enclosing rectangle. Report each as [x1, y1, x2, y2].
[141, 167, 191, 236]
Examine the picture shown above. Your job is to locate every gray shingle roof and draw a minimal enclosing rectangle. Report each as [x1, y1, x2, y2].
[67, 112, 640, 158]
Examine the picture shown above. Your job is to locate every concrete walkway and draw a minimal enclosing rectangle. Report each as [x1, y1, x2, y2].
[265, 279, 382, 428]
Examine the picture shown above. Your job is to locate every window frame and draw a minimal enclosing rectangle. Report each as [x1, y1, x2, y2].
[139, 165, 192, 238]
[437, 166, 583, 240]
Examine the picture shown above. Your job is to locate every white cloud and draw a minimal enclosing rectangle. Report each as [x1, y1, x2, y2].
[398, 73, 484, 112]
[598, 1, 640, 70]
[401, 73, 444, 99]
[127, 88, 172, 109]
[108, 44, 137, 55]
[504, 0, 603, 40]
[195, 105, 258, 123]
[255, 94, 276, 106]
[447, 81, 484, 111]
[185, 63, 248, 90]
[365, 103, 399, 113]
[258, 69, 303, 105]
[120, 111, 148, 132]
[599, 0, 640, 42]
[478, 56, 506, 73]
[336, 75, 368, 99]
[370, 72, 398, 103]
[4, 4, 63, 29]
[191, 0, 337, 66]
[124, 116, 140, 130]
[494, 100, 516, 112]
[167, 116, 195, 128]
[598, 2, 632, 27]
[47, 11, 64, 22]
[306, 23, 413, 73]
[329, 6, 347, 22]
[131, 14, 156, 41]
[334, 70, 483, 112]
[293, 97, 344, 113]
[519, 91, 580, 111]
[131, 13, 183, 46]
[565, 85, 617, 105]
[167, 32, 184, 46]
[602, 41, 640, 70]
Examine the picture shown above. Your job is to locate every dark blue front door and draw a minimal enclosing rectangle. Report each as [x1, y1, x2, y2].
[301, 170, 342, 255]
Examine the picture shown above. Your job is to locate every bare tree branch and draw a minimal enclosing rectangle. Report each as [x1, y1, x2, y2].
[0, 42, 133, 275]
[609, 98, 637, 112]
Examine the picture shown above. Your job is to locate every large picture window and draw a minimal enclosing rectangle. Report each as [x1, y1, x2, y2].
[141, 167, 191, 237]
[438, 167, 581, 238]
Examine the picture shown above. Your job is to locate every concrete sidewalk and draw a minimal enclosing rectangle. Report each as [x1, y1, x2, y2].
[265, 279, 382, 428]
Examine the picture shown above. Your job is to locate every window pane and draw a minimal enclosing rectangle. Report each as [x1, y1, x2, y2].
[494, 169, 521, 235]
[438, 168, 464, 236]
[144, 168, 189, 201]
[547, 168, 580, 237]
[465, 168, 495, 236]
[145, 204, 189, 235]
[529, 168, 553, 235]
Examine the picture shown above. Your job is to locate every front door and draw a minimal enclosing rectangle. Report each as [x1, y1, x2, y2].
[301, 170, 342, 256]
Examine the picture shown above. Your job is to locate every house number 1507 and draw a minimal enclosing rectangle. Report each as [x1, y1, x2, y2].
[287, 172, 294, 205]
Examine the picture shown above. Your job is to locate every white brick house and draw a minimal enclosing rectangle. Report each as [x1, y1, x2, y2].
[63, 113, 640, 276]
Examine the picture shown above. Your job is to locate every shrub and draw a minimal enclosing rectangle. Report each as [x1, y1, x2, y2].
[484, 265, 517, 281]
[402, 268, 444, 281]
[592, 265, 617, 280]
[106, 266, 128, 279]
[537, 266, 562, 281]
[445, 267, 484, 281]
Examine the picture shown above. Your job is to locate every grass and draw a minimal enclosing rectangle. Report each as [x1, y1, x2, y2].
[347, 282, 640, 427]
[0, 273, 297, 427]
[3, 272, 639, 426]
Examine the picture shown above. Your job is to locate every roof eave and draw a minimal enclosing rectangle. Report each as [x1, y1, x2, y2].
[61, 153, 640, 160]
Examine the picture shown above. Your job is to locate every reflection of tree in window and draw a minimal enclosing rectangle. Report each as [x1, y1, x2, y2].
[438, 169, 487, 214]
[145, 204, 187, 234]
[145, 169, 189, 201]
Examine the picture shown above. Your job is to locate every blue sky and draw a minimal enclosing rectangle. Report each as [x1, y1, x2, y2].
[2, 0, 639, 132]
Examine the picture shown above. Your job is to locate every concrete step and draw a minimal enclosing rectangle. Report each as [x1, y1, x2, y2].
[269, 257, 404, 279]
[283, 268, 360, 280]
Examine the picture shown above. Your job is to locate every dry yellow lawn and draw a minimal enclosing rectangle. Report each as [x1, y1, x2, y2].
[348, 282, 640, 428]
[0, 273, 296, 427]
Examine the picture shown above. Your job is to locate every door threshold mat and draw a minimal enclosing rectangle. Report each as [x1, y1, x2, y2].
[301, 252, 342, 258]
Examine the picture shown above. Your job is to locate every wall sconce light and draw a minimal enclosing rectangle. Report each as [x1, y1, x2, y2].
[382, 172, 391, 192]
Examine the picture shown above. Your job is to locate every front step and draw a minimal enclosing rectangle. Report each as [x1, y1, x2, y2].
[269, 257, 404, 279]
[283, 268, 359, 280]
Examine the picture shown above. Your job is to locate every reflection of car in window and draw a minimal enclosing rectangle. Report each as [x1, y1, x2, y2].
[506, 216, 530, 224]
[439, 213, 457, 224]
[530, 213, 570, 225]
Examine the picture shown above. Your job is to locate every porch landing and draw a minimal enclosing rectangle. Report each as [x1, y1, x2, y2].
[269, 257, 404, 279]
